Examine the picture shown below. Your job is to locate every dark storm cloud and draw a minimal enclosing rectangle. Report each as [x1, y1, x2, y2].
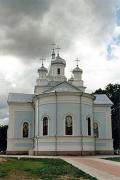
[0, 96, 7, 109]
[0, 0, 55, 60]
[84, 0, 116, 42]
[0, 0, 118, 62]
[0, 0, 52, 25]
[3, 24, 54, 59]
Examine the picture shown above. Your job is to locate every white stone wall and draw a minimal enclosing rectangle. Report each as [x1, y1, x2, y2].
[7, 138, 33, 151]
[7, 91, 113, 154]
[7, 103, 34, 152]
[93, 105, 113, 151]
[34, 136, 95, 152]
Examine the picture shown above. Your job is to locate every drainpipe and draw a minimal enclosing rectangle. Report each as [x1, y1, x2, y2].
[33, 103, 35, 151]
[80, 92, 83, 156]
[92, 98, 96, 155]
[36, 136, 38, 156]
[37, 97, 40, 155]
[94, 135, 96, 155]
[38, 97, 40, 137]
[55, 91, 58, 156]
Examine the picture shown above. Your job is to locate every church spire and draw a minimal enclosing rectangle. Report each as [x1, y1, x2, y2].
[51, 48, 55, 60]
[56, 45, 61, 56]
[41, 58, 45, 67]
[51, 43, 56, 60]
[75, 58, 80, 67]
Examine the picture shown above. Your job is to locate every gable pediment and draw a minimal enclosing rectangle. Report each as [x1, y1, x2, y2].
[44, 81, 81, 93]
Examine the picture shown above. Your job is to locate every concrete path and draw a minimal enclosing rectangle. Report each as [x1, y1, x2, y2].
[62, 156, 120, 180]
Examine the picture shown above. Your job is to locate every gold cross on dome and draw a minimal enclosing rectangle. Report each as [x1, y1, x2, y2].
[40, 58, 46, 66]
[51, 43, 56, 49]
[75, 58, 80, 67]
[56, 45, 61, 54]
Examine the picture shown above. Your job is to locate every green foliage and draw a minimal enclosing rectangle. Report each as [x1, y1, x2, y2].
[0, 125, 8, 151]
[93, 88, 106, 95]
[93, 83, 120, 100]
[103, 157, 120, 162]
[105, 83, 120, 99]
[0, 158, 97, 179]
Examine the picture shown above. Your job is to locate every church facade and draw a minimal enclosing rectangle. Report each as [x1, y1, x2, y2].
[7, 49, 113, 155]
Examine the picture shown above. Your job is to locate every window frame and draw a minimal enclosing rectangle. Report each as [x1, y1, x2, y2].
[42, 116, 49, 136]
[21, 121, 30, 139]
[93, 122, 99, 138]
[64, 114, 73, 136]
[87, 117, 91, 136]
[57, 68, 60, 75]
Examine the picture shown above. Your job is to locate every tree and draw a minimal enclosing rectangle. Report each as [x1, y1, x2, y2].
[93, 88, 106, 95]
[0, 125, 8, 152]
[94, 83, 120, 100]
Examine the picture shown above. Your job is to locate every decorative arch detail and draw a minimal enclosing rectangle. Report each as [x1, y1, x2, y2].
[93, 121, 99, 138]
[41, 114, 50, 121]
[65, 113, 73, 135]
[41, 114, 50, 136]
[22, 121, 30, 138]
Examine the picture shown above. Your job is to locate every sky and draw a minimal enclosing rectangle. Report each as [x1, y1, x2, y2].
[0, 0, 120, 125]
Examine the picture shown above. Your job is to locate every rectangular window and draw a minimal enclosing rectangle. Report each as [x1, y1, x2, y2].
[65, 116, 72, 135]
[43, 117, 48, 136]
[88, 118, 91, 136]
[23, 122, 29, 138]
[57, 68, 60, 75]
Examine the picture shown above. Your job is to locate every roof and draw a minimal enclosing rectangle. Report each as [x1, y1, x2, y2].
[94, 94, 113, 105]
[8, 93, 33, 103]
[44, 81, 81, 93]
[51, 54, 66, 66]
[38, 65, 48, 73]
[72, 66, 83, 73]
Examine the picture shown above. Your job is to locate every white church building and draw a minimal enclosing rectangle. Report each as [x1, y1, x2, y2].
[7, 49, 113, 155]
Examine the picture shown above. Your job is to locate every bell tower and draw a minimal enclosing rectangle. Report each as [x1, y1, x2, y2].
[48, 47, 67, 82]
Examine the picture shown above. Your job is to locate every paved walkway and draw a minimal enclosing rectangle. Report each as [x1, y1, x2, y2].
[62, 156, 120, 180]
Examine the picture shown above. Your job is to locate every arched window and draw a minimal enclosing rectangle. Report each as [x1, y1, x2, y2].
[93, 122, 99, 138]
[65, 115, 73, 135]
[43, 117, 48, 136]
[87, 117, 91, 136]
[23, 122, 29, 138]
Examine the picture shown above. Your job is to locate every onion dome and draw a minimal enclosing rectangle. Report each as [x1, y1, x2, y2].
[72, 66, 83, 73]
[38, 64, 48, 73]
[51, 54, 66, 66]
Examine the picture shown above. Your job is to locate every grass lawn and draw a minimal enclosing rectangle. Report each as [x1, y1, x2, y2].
[0, 157, 97, 180]
[103, 157, 120, 162]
